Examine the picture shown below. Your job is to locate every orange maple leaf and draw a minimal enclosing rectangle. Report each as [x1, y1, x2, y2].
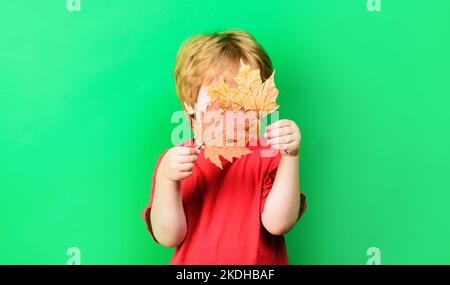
[208, 60, 279, 119]
[207, 60, 279, 143]
[203, 145, 253, 169]
[193, 60, 279, 168]
[193, 99, 254, 169]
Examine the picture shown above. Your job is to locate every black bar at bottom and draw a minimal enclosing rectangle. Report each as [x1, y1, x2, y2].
[0, 265, 448, 283]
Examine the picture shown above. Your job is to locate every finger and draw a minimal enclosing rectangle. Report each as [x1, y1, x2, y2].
[178, 146, 201, 155]
[267, 136, 294, 145]
[271, 145, 289, 151]
[178, 154, 198, 163]
[178, 162, 195, 172]
[174, 171, 192, 180]
[264, 127, 292, 139]
[270, 142, 295, 151]
[179, 171, 193, 179]
[266, 120, 291, 132]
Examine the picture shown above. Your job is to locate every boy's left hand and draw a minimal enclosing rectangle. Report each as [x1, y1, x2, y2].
[264, 119, 301, 157]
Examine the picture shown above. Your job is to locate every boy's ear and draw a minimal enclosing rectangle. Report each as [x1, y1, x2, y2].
[183, 101, 195, 115]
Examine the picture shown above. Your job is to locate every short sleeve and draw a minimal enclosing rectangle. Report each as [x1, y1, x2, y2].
[260, 153, 308, 220]
[260, 153, 282, 214]
[140, 150, 169, 243]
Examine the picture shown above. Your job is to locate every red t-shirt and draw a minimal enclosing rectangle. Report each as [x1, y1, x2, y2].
[141, 138, 307, 265]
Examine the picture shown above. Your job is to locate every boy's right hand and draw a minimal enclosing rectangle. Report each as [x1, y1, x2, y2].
[159, 146, 200, 182]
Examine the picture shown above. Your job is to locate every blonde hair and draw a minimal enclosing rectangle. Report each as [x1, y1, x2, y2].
[174, 30, 273, 112]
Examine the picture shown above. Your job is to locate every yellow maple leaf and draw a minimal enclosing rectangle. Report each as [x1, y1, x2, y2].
[207, 81, 242, 111]
[193, 99, 254, 168]
[194, 60, 279, 168]
[208, 60, 279, 118]
[204, 146, 253, 169]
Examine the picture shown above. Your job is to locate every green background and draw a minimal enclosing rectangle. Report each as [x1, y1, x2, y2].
[1, 0, 449, 264]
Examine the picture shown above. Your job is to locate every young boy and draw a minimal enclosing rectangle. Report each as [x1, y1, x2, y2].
[141, 30, 307, 265]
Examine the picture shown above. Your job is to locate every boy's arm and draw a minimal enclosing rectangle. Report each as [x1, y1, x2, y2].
[150, 147, 199, 247]
[262, 119, 302, 236]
